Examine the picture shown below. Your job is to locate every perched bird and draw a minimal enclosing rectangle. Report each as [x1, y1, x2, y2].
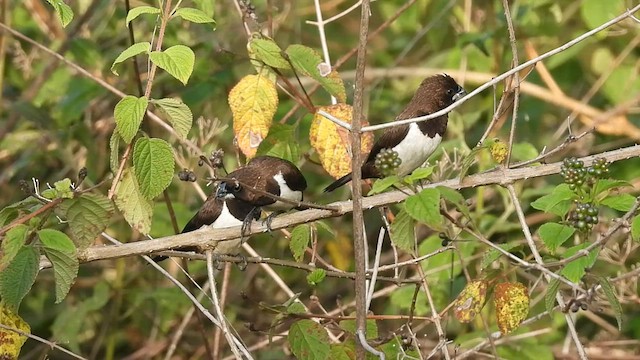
[151, 192, 260, 262]
[215, 155, 308, 228]
[324, 74, 466, 192]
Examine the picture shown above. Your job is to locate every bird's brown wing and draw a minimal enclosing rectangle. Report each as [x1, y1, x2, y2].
[365, 124, 411, 163]
[181, 196, 223, 233]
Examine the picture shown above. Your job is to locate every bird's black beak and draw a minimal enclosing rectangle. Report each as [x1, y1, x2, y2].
[215, 182, 229, 199]
[452, 86, 466, 102]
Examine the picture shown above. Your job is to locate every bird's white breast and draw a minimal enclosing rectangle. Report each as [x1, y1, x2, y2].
[208, 200, 244, 254]
[266, 172, 302, 211]
[392, 122, 442, 177]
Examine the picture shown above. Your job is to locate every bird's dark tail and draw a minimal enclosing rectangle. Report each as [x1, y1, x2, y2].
[324, 172, 353, 192]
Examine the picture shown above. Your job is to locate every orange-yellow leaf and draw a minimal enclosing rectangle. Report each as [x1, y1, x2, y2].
[310, 104, 374, 179]
[494, 282, 529, 334]
[453, 280, 488, 323]
[0, 303, 30, 359]
[228, 74, 278, 158]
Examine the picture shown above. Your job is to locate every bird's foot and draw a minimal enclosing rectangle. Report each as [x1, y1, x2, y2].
[235, 253, 248, 271]
[262, 211, 284, 233]
[241, 207, 261, 239]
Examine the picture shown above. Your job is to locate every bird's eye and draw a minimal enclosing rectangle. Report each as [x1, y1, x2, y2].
[446, 88, 455, 96]
[233, 182, 241, 191]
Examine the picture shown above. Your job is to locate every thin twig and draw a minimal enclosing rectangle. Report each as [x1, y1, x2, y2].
[0, 323, 87, 360]
[502, 0, 521, 166]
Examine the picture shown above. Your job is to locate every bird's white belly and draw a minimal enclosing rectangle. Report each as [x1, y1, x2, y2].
[392, 123, 442, 177]
[266, 172, 302, 211]
[206, 201, 244, 254]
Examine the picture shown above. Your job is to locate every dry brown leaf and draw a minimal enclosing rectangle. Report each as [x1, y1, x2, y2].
[228, 74, 278, 158]
[310, 104, 374, 179]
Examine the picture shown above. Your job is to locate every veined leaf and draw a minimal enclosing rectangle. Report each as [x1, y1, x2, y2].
[126, 5, 160, 26]
[255, 123, 299, 162]
[544, 278, 560, 316]
[538, 222, 575, 253]
[494, 282, 529, 334]
[173, 7, 215, 25]
[0, 304, 31, 359]
[229, 74, 278, 158]
[149, 45, 195, 85]
[290, 224, 311, 262]
[405, 188, 443, 231]
[151, 98, 193, 140]
[133, 137, 175, 199]
[368, 176, 400, 195]
[0, 225, 29, 271]
[45, 0, 74, 27]
[531, 184, 574, 217]
[0, 246, 40, 312]
[110, 130, 121, 173]
[249, 37, 290, 69]
[38, 229, 78, 303]
[309, 104, 373, 179]
[114, 96, 148, 143]
[453, 280, 488, 323]
[114, 169, 154, 234]
[560, 243, 599, 283]
[111, 42, 151, 75]
[288, 320, 331, 360]
[58, 193, 114, 249]
[631, 214, 640, 242]
[390, 207, 415, 253]
[596, 275, 623, 330]
[600, 193, 636, 212]
[306, 269, 326, 286]
[285, 44, 346, 102]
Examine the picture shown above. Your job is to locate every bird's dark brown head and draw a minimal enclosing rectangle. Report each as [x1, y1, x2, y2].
[397, 74, 466, 120]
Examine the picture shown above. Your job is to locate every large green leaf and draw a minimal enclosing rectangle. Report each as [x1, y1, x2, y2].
[133, 137, 175, 199]
[561, 244, 599, 283]
[288, 320, 330, 360]
[114, 95, 149, 143]
[596, 275, 623, 330]
[173, 8, 216, 25]
[111, 42, 151, 76]
[45, 0, 74, 27]
[538, 222, 575, 253]
[285, 44, 346, 102]
[405, 188, 443, 231]
[390, 207, 415, 253]
[114, 169, 154, 234]
[0, 225, 29, 271]
[531, 184, 574, 217]
[58, 193, 114, 249]
[126, 5, 161, 26]
[38, 229, 78, 302]
[149, 45, 195, 85]
[0, 246, 40, 312]
[249, 38, 290, 69]
[151, 98, 193, 140]
[256, 123, 299, 163]
[289, 224, 311, 262]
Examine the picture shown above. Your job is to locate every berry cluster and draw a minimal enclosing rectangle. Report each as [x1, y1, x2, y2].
[560, 157, 610, 190]
[374, 149, 402, 177]
[568, 201, 599, 231]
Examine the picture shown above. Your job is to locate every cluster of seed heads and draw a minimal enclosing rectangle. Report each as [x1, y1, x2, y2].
[560, 157, 610, 190]
[569, 301, 588, 313]
[569, 201, 599, 231]
[374, 149, 402, 177]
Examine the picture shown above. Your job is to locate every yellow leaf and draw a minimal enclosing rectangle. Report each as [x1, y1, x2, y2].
[494, 282, 529, 334]
[310, 104, 374, 179]
[0, 304, 30, 359]
[453, 280, 488, 323]
[229, 74, 278, 158]
[325, 235, 353, 271]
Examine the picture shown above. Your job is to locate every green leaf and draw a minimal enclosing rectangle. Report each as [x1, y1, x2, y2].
[114, 169, 154, 234]
[285, 44, 346, 103]
[111, 42, 151, 76]
[45, 0, 74, 27]
[368, 176, 401, 195]
[329, 345, 355, 360]
[538, 222, 575, 253]
[544, 278, 560, 316]
[109, 130, 121, 173]
[149, 45, 195, 85]
[256, 123, 299, 163]
[404, 166, 434, 183]
[306, 269, 326, 286]
[249, 38, 290, 69]
[390, 208, 415, 254]
[0, 246, 39, 312]
[133, 137, 175, 199]
[480, 242, 519, 270]
[126, 5, 161, 26]
[288, 320, 330, 360]
[173, 7, 216, 24]
[151, 98, 193, 140]
[58, 193, 115, 249]
[596, 275, 622, 330]
[53, 178, 74, 199]
[114, 96, 148, 144]
[339, 318, 379, 339]
[438, 186, 471, 219]
[580, 0, 624, 29]
[39, 230, 78, 303]
[510, 142, 539, 163]
[0, 225, 29, 271]
[405, 188, 443, 231]
[531, 184, 574, 217]
[593, 179, 632, 196]
[289, 224, 311, 262]
[600, 194, 636, 212]
[631, 214, 640, 242]
[560, 244, 599, 283]
[286, 301, 306, 315]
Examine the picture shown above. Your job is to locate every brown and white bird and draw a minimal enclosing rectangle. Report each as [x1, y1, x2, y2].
[215, 155, 308, 228]
[324, 74, 466, 192]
